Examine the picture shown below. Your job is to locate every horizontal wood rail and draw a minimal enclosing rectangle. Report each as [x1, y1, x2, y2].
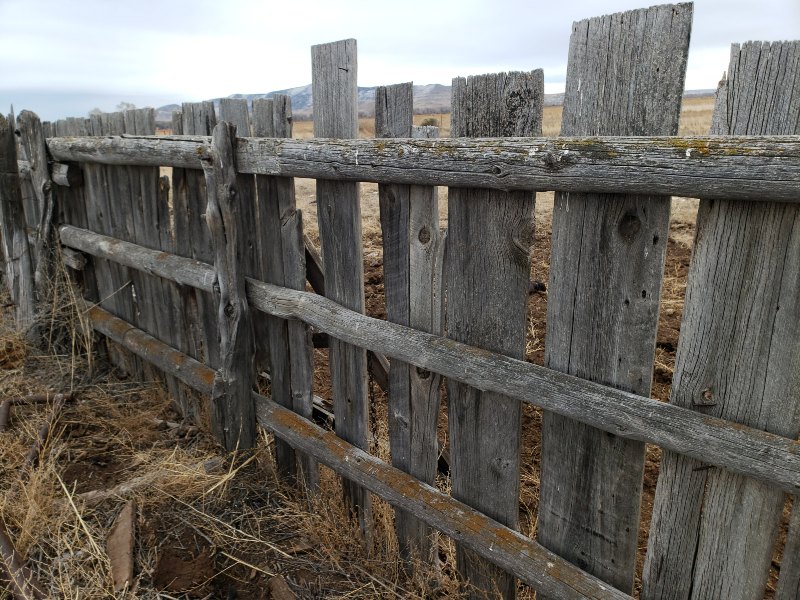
[60, 225, 800, 495]
[48, 134, 800, 202]
[84, 301, 630, 600]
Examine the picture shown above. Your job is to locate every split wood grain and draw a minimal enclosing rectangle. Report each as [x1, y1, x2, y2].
[312, 38, 370, 536]
[376, 83, 444, 565]
[45, 134, 800, 203]
[58, 224, 800, 496]
[16, 111, 55, 321]
[201, 121, 257, 451]
[446, 70, 542, 599]
[538, 4, 692, 594]
[252, 96, 318, 490]
[642, 40, 800, 600]
[0, 112, 35, 332]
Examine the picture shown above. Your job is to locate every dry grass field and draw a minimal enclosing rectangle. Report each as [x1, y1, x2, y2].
[3, 94, 789, 598]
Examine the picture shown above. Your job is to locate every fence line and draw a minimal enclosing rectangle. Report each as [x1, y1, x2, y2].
[2, 5, 799, 598]
[57, 224, 800, 495]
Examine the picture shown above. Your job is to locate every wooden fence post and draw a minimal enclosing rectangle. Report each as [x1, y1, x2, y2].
[0, 112, 36, 332]
[253, 96, 318, 491]
[201, 121, 257, 451]
[16, 111, 55, 315]
[642, 40, 800, 600]
[536, 5, 692, 595]
[312, 39, 371, 538]
[777, 500, 800, 600]
[376, 83, 444, 565]
[446, 70, 542, 599]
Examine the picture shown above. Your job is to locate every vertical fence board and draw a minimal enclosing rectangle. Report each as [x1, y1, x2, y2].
[174, 102, 219, 370]
[642, 40, 800, 600]
[52, 118, 99, 307]
[376, 83, 443, 563]
[253, 96, 318, 488]
[407, 125, 444, 543]
[0, 112, 36, 331]
[536, 5, 692, 595]
[16, 111, 55, 318]
[312, 39, 371, 536]
[202, 122, 257, 451]
[446, 70, 542, 599]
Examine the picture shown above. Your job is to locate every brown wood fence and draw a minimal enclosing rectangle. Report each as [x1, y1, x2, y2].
[1, 3, 799, 599]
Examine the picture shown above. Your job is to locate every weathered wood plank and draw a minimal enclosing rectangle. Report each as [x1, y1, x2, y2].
[312, 39, 370, 535]
[253, 96, 318, 489]
[81, 301, 631, 600]
[16, 111, 55, 315]
[59, 223, 800, 496]
[376, 83, 444, 564]
[176, 102, 220, 370]
[0, 112, 36, 332]
[642, 40, 800, 600]
[201, 122, 257, 451]
[537, 5, 692, 594]
[46, 134, 800, 202]
[446, 70, 542, 599]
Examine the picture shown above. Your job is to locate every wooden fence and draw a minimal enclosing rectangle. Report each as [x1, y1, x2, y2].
[1, 3, 799, 599]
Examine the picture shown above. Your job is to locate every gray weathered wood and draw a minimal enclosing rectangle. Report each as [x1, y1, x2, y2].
[176, 103, 220, 370]
[538, 5, 692, 594]
[642, 40, 800, 600]
[16, 111, 55, 317]
[59, 223, 800, 496]
[252, 96, 318, 490]
[46, 133, 800, 202]
[447, 70, 542, 599]
[51, 162, 82, 187]
[81, 301, 631, 600]
[0, 112, 36, 331]
[312, 39, 370, 535]
[376, 83, 444, 564]
[776, 499, 800, 600]
[201, 121, 257, 451]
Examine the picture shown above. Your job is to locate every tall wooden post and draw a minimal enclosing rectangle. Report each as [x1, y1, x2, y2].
[312, 39, 371, 538]
[376, 83, 444, 565]
[202, 121, 257, 451]
[446, 70, 543, 599]
[0, 112, 36, 332]
[643, 40, 800, 600]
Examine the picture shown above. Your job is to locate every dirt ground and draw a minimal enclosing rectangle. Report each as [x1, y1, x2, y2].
[0, 98, 790, 598]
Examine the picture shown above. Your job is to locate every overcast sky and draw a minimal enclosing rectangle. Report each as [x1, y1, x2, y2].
[1, 0, 798, 121]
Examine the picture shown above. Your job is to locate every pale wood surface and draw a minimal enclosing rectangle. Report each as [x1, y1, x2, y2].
[47, 133, 800, 202]
[202, 122, 257, 451]
[59, 223, 800, 496]
[538, 5, 692, 593]
[446, 70, 542, 599]
[312, 39, 370, 535]
[81, 301, 632, 600]
[643, 40, 800, 600]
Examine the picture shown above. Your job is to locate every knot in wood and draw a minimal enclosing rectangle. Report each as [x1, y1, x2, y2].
[416, 367, 431, 380]
[543, 150, 570, 171]
[224, 303, 235, 318]
[617, 212, 642, 244]
[418, 226, 431, 244]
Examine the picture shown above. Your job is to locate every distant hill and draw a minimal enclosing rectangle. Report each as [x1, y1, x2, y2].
[155, 86, 715, 126]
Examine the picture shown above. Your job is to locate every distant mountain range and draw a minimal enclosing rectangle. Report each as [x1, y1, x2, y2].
[154, 85, 714, 126]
